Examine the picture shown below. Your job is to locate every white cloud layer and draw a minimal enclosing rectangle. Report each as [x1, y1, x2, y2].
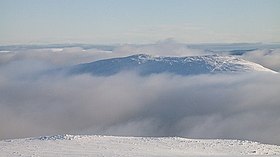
[0, 40, 208, 67]
[0, 44, 280, 145]
[241, 49, 280, 72]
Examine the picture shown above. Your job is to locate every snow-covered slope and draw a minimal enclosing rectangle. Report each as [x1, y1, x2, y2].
[1, 135, 280, 157]
[69, 54, 276, 76]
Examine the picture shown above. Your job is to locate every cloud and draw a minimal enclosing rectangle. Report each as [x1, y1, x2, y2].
[0, 45, 279, 145]
[241, 49, 280, 72]
[0, 41, 210, 67]
[113, 39, 209, 57]
[0, 47, 111, 67]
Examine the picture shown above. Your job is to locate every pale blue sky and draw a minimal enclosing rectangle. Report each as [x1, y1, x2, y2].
[1, 0, 280, 44]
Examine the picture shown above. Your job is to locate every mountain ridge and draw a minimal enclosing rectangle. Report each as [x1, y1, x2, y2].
[68, 54, 276, 76]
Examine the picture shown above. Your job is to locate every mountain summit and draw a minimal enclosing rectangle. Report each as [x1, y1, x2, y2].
[69, 54, 276, 76]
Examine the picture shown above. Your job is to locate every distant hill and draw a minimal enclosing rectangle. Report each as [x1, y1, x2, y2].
[68, 54, 276, 76]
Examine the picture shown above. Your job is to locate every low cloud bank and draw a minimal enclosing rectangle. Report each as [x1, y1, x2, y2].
[0, 59, 280, 145]
[0, 43, 280, 145]
[241, 48, 280, 72]
[0, 40, 209, 67]
[1, 42, 279, 73]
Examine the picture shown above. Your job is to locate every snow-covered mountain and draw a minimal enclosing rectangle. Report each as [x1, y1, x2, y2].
[1, 134, 280, 157]
[69, 54, 276, 76]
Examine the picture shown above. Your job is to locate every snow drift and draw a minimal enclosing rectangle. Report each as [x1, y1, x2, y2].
[1, 134, 280, 157]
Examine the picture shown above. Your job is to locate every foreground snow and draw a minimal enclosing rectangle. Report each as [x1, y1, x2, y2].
[1, 135, 280, 157]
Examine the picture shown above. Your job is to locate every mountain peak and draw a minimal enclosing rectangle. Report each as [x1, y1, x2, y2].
[69, 54, 277, 76]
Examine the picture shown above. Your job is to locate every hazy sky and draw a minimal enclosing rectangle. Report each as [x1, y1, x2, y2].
[1, 0, 280, 44]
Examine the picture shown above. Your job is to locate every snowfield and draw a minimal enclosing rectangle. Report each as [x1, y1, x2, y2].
[1, 135, 280, 157]
[69, 54, 277, 76]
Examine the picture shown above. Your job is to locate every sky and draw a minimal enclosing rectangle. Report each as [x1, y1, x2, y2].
[1, 0, 280, 44]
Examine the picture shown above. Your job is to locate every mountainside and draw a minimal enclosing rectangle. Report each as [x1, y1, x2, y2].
[1, 135, 280, 157]
[69, 54, 276, 76]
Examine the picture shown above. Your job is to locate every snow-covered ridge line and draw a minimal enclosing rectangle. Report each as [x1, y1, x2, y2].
[69, 54, 277, 76]
[1, 134, 280, 156]
[35, 134, 78, 140]
[130, 54, 276, 73]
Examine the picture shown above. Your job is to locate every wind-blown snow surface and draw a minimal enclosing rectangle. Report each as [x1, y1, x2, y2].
[69, 54, 276, 76]
[1, 135, 280, 157]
